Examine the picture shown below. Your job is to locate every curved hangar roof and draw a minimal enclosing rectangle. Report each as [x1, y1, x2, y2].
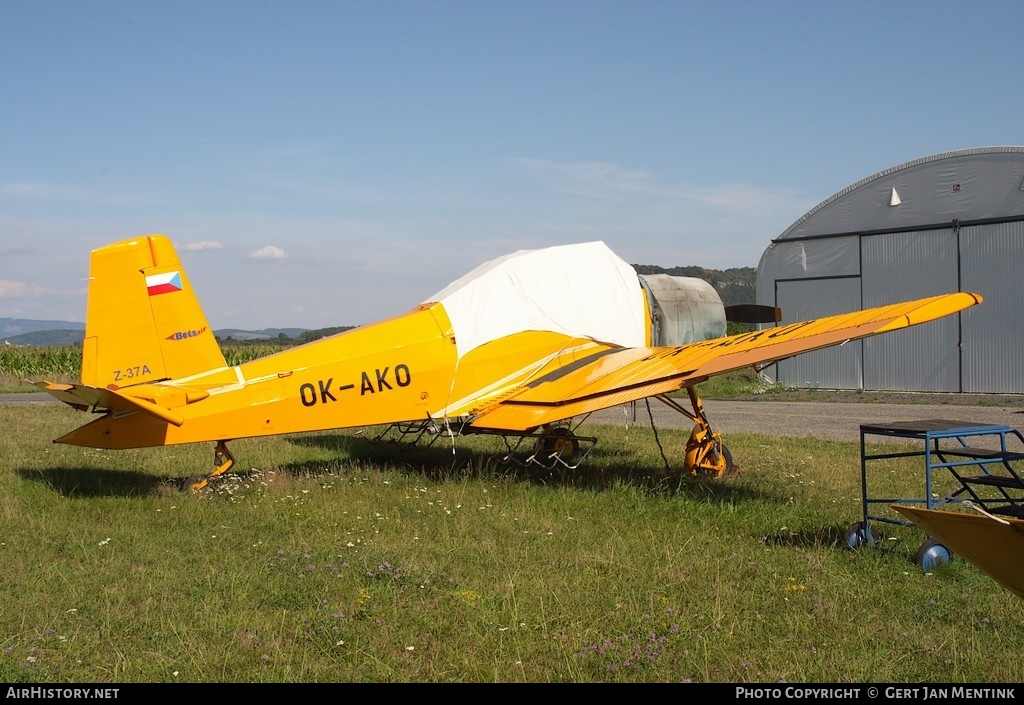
[775, 145, 1024, 242]
[757, 146, 1024, 305]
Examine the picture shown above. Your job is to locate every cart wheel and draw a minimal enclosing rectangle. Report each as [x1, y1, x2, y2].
[844, 521, 880, 550]
[915, 538, 953, 571]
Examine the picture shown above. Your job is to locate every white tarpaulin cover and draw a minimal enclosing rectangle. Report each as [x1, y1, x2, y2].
[425, 241, 646, 360]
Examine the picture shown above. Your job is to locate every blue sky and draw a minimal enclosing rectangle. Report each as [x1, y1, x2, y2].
[2, 1, 1022, 330]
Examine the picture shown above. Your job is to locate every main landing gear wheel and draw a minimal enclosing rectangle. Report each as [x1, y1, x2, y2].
[678, 388, 737, 480]
[684, 429, 736, 479]
[718, 444, 736, 477]
[916, 538, 953, 571]
[534, 426, 580, 463]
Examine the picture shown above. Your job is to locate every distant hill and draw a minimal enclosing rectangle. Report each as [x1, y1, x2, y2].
[1, 317, 85, 338]
[215, 328, 308, 342]
[3, 329, 86, 346]
[1, 319, 312, 346]
[633, 264, 756, 308]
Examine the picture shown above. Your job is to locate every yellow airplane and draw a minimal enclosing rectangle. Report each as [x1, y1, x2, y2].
[36, 234, 982, 491]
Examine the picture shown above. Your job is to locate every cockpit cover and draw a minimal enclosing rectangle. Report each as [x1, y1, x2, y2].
[425, 241, 646, 360]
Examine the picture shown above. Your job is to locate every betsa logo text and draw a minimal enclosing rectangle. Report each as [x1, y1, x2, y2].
[164, 326, 208, 341]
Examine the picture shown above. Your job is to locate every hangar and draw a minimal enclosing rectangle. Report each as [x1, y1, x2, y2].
[755, 146, 1024, 394]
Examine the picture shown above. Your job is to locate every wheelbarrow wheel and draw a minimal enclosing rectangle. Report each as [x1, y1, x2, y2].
[916, 538, 953, 571]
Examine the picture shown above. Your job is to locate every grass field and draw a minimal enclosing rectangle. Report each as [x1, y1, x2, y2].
[2, 401, 1023, 683]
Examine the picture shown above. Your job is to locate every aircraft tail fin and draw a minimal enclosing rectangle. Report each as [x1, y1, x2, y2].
[80, 234, 227, 388]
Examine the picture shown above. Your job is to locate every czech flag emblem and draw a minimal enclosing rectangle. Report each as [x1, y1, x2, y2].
[145, 271, 183, 296]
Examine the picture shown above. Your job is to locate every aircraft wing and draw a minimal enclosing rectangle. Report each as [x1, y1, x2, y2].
[464, 292, 982, 432]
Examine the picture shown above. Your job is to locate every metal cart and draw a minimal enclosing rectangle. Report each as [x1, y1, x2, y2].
[849, 419, 1024, 570]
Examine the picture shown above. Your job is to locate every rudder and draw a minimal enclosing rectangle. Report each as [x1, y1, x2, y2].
[81, 234, 227, 387]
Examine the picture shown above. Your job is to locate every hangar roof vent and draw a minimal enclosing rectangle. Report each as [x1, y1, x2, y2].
[889, 187, 902, 207]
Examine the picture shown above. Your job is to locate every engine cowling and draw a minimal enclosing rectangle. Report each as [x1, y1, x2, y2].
[639, 273, 781, 346]
[639, 274, 727, 346]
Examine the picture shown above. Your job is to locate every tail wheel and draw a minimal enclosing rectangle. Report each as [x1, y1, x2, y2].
[180, 440, 236, 493]
[535, 427, 580, 462]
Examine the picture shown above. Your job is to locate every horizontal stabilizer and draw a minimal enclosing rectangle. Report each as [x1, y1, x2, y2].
[34, 380, 209, 427]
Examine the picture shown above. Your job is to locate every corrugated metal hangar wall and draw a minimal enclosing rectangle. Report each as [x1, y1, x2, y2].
[755, 146, 1024, 394]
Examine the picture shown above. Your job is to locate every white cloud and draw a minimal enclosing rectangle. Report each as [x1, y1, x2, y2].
[183, 241, 224, 251]
[512, 157, 808, 217]
[0, 280, 46, 298]
[249, 246, 288, 260]
[685, 182, 806, 217]
[0, 181, 158, 207]
[512, 158, 662, 200]
[0, 182, 66, 198]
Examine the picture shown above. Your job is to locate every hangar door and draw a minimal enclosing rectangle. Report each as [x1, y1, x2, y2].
[960, 221, 1024, 393]
[861, 230, 962, 392]
[775, 277, 863, 389]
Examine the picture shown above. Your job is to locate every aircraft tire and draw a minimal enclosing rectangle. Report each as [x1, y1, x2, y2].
[720, 445, 737, 477]
[535, 427, 580, 462]
[182, 475, 208, 493]
[690, 443, 736, 479]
